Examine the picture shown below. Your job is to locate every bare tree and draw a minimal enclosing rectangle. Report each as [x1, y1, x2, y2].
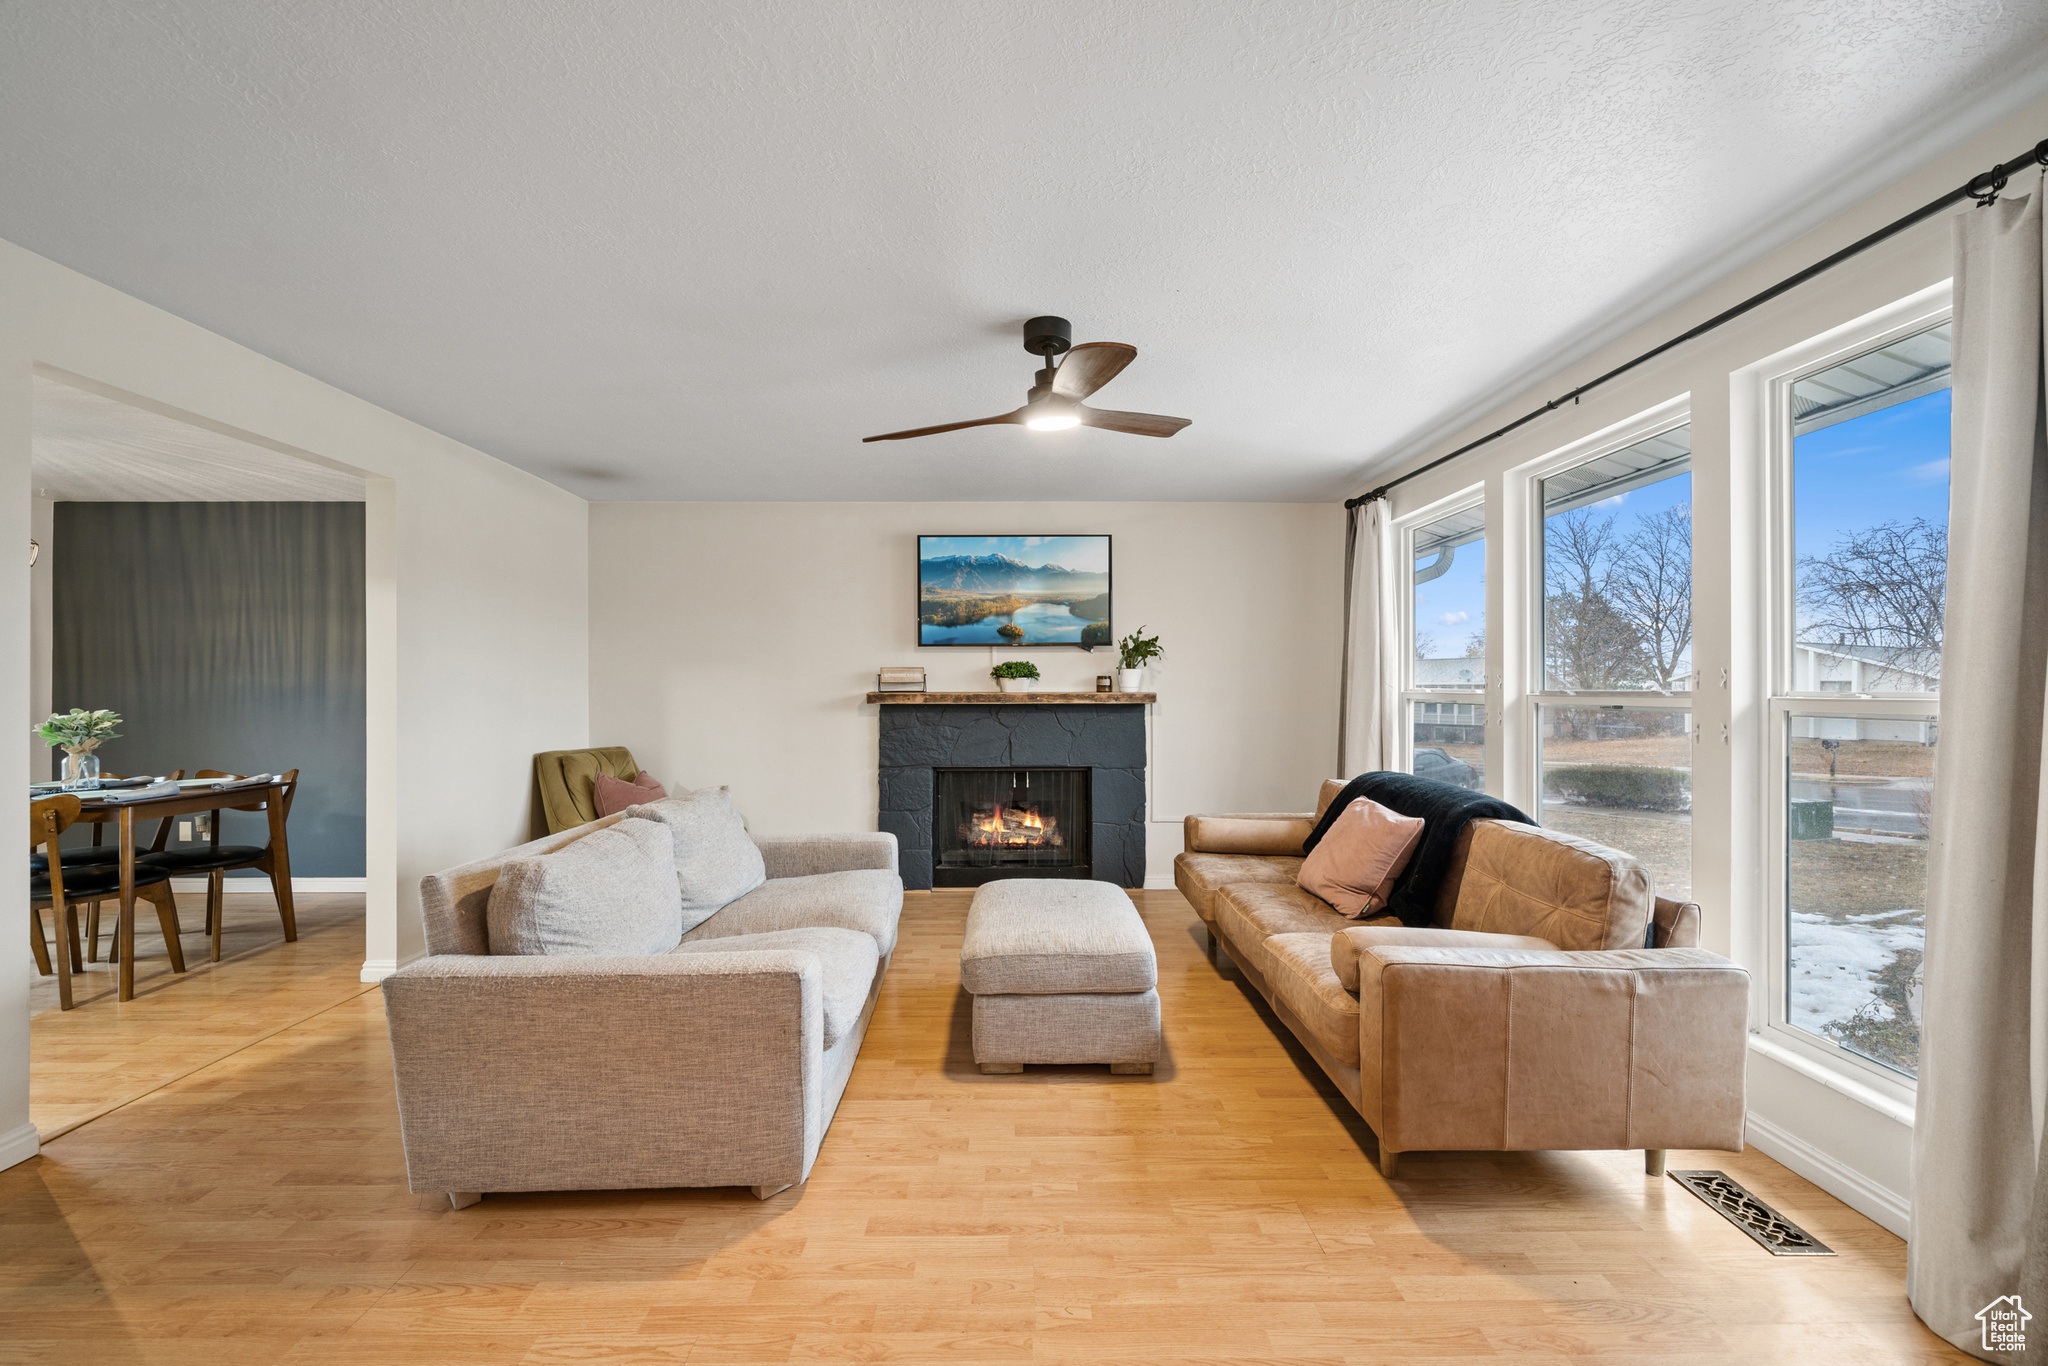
[1543, 509, 1641, 689]
[1413, 630, 1437, 661]
[1798, 517, 1946, 681]
[1464, 629, 1485, 658]
[1610, 506, 1693, 691]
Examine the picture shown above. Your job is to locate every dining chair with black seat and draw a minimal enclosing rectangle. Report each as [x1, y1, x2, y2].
[141, 769, 299, 963]
[47, 770, 188, 962]
[31, 794, 188, 1010]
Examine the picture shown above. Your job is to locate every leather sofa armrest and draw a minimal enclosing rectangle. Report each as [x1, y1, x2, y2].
[1354, 946, 1749, 1154]
[752, 831, 899, 879]
[1653, 896, 1702, 948]
[1330, 926, 1556, 991]
[1183, 813, 1316, 856]
[381, 951, 827, 1193]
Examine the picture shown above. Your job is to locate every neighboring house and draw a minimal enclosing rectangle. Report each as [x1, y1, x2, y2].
[1792, 641, 1938, 743]
[1414, 657, 1484, 743]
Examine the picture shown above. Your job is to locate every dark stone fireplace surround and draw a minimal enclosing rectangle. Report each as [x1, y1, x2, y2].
[878, 704, 1147, 890]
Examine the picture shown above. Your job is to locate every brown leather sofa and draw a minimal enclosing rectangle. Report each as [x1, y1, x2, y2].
[1175, 781, 1748, 1178]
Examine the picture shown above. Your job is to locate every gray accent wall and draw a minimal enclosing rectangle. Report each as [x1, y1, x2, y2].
[50, 502, 366, 877]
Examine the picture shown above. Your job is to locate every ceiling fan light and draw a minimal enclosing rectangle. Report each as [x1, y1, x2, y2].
[1025, 410, 1081, 431]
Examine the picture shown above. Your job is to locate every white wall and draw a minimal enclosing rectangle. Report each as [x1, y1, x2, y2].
[1360, 93, 2048, 1236]
[588, 502, 1343, 881]
[3, 238, 590, 1168]
[27, 491, 50, 783]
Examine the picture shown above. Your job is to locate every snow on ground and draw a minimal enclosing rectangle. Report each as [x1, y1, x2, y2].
[1788, 908, 1924, 1036]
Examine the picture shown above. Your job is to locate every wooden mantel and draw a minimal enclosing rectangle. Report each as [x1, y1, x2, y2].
[864, 691, 1155, 705]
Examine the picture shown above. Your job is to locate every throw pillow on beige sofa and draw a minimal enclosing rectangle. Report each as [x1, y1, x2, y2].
[486, 816, 683, 955]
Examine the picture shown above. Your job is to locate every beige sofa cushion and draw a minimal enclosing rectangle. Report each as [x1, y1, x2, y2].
[667, 926, 877, 1048]
[1173, 852, 1303, 924]
[1214, 882, 1381, 981]
[486, 817, 683, 957]
[627, 789, 767, 930]
[1265, 933, 1361, 1066]
[1330, 925, 1556, 991]
[960, 881, 1156, 995]
[685, 868, 902, 957]
[1449, 820, 1653, 951]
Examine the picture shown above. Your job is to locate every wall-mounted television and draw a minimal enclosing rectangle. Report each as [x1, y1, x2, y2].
[917, 535, 1112, 647]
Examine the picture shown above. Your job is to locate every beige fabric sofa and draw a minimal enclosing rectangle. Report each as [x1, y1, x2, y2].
[1176, 782, 1747, 1177]
[382, 814, 901, 1208]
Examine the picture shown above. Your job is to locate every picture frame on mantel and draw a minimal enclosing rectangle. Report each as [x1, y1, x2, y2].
[916, 534, 1111, 648]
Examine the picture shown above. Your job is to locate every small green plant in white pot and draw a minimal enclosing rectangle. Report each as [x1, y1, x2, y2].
[990, 660, 1041, 694]
[1116, 627, 1162, 693]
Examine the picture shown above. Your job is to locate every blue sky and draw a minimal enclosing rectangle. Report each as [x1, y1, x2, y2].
[1793, 388, 1951, 574]
[920, 535, 1109, 572]
[1409, 388, 1950, 661]
[1412, 527, 1485, 657]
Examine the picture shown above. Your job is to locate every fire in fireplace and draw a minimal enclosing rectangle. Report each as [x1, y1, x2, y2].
[933, 767, 1090, 886]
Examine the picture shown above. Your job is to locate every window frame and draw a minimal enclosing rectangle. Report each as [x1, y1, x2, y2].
[1746, 282, 1949, 1103]
[1514, 396, 1696, 820]
[1395, 485, 1489, 782]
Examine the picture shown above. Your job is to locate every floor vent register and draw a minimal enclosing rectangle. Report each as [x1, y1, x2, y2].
[1668, 1171, 1836, 1256]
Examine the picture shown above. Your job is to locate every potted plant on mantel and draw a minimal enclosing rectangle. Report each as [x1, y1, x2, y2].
[990, 660, 1041, 694]
[1116, 627, 1162, 693]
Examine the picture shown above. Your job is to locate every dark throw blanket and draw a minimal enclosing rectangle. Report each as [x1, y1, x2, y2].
[1303, 771, 1534, 928]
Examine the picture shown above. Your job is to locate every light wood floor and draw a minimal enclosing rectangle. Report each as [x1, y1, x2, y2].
[3, 888, 1964, 1363]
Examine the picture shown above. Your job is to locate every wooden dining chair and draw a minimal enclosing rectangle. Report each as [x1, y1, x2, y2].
[62, 770, 187, 963]
[141, 769, 299, 963]
[31, 795, 186, 1010]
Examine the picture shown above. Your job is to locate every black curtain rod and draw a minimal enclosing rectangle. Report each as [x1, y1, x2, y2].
[1345, 136, 2048, 511]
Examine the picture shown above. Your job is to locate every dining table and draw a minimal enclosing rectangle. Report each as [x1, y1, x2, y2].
[33, 776, 297, 1001]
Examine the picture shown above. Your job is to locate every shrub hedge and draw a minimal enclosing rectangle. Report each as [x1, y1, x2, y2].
[1544, 764, 1691, 812]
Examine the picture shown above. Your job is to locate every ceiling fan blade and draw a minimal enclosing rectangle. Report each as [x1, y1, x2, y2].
[1079, 407, 1192, 438]
[1053, 342, 1137, 400]
[862, 410, 1023, 442]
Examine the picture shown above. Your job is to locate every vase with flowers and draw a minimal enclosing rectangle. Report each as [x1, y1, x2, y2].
[36, 708, 121, 789]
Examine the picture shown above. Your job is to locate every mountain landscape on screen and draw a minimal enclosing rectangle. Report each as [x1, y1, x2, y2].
[917, 536, 1111, 646]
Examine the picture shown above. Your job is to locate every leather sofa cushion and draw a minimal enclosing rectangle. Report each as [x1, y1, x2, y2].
[1173, 852, 1303, 924]
[1330, 925, 1556, 991]
[667, 926, 878, 1049]
[1182, 814, 1314, 856]
[1449, 820, 1653, 951]
[686, 868, 903, 958]
[1214, 882, 1382, 981]
[1265, 933, 1361, 1066]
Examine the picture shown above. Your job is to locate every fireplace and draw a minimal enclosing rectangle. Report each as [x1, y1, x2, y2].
[932, 767, 1091, 886]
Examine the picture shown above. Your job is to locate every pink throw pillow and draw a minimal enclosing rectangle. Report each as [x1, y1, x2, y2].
[1296, 797, 1425, 919]
[595, 771, 668, 817]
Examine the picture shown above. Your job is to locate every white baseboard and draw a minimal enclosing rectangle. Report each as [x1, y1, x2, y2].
[0, 1121, 41, 1172]
[168, 876, 366, 893]
[359, 950, 424, 984]
[1144, 874, 1177, 890]
[1745, 1109, 1910, 1238]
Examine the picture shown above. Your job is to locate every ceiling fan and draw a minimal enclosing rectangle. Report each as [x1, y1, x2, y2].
[862, 316, 1192, 442]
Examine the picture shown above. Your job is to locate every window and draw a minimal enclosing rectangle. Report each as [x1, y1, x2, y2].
[1541, 426, 1693, 693]
[1523, 409, 1694, 889]
[1404, 499, 1486, 790]
[1766, 315, 1949, 1085]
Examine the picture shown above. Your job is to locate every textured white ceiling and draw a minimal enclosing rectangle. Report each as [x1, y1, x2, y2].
[32, 375, 366, 502]
[2, 3, 2044, 503]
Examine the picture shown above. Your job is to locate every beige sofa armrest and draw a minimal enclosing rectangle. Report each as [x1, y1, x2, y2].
[752, 831, 899, 879]
[1183, 813, 1316, 856]
[1329, 925, 1556, 991]
[1354, 946, 1748, 1155]
[1653, 896, 1702, 948]
[381, 951, 827, 1194]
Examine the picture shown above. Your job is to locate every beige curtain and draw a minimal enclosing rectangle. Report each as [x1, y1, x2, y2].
[1909, 179, 2048, 1363]
[1337, 497, 1397, 775]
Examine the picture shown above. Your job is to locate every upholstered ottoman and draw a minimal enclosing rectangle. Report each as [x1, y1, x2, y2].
[960, 880, 1161, 1074]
